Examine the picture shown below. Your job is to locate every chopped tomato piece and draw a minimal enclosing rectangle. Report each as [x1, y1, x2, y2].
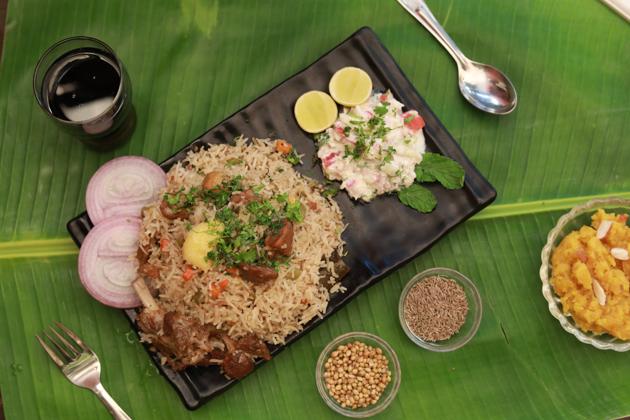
[160, 238, 170, 252]
[210, 279, 229, 299]
[403, 112, 425, 131]
[275, 140, 293, 155]
[334, 126, 345, 136]
[379, 93, 388, 102]
[618, 214, 628, 224]
[210, 284, 221, 299]
[182, 265, 195, 281]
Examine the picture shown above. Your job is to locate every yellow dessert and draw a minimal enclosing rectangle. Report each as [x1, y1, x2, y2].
[551, 209, 630, 340]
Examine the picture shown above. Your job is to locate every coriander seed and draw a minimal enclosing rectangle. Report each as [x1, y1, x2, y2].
[323, 341, 391, 409]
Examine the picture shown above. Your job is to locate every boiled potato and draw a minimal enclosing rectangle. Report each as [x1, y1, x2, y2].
[182, 221, 223, 270]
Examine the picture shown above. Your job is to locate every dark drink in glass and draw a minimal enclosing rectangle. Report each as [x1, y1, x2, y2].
[33, 37, 135, 150]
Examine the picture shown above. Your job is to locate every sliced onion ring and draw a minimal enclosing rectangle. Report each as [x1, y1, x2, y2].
[86, 156, 166, 224]
[78, 216, 142, 308]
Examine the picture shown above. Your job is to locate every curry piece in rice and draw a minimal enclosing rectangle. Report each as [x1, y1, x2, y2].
[551, 209, 630, 340]
[134, 138, 347, 377]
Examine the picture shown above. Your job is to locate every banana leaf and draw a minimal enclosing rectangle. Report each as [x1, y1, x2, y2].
[0, 0, 629, 419]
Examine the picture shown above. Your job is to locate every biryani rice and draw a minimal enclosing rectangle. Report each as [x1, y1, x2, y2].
[137, 138, 346, 344]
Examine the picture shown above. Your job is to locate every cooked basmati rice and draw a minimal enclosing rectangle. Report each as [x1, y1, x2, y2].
[137, 138, 346, 344]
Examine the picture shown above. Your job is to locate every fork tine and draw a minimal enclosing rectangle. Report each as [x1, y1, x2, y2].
[54, 321, 91, 353]
[49, 326, 80, 357]
[44, 331, 73, 361]
[36, 335, 65, 368]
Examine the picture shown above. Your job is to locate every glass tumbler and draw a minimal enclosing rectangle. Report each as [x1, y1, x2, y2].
[33, 36, 135, 150]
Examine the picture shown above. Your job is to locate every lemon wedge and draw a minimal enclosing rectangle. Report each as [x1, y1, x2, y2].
[328, 67, 372, 107]
[294, 90, 338, 133]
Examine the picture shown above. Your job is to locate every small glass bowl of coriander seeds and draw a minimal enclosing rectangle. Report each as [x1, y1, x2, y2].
[399, 267, 482, 352]
[316, 332, 401, 417]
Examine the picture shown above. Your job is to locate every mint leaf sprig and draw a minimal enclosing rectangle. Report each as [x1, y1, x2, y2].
[398, 184, 437, 213]
[397, 153, 465, 213]
[415, 153, 465, 190]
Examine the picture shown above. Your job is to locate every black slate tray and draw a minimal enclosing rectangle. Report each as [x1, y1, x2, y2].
[67, 27, 496, 409]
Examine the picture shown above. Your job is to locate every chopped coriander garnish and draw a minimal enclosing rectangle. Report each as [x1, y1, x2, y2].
[383, 146, 396, 163]
[322, 185, 339, 198]
[164, 189, 182, 206]
[201, 176, 243, 207]
[172, 168, 311, 270]
[163, 187, 199, 209]
[343, 145, 352, 158]
[374, 104, 388, 116]
[351, 136, 368, 159]
[235, 248, 257, 264]
[247, 200, 280, 227]
[314, 132, 330, 146]
[185, 188, 199, 205]
[210, 204, 276, 269]
[285, 201, 304, 223]
[286, 149, 301, 165]
[367, 117, 379, 129]
[404, 115, 415, 124]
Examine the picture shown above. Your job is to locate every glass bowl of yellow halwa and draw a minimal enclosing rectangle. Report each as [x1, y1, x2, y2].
[540, 197, 630, 351]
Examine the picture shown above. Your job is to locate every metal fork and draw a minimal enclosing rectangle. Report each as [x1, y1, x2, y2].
[36, 322, 132, 420]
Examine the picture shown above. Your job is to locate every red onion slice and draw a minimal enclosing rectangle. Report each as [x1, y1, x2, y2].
[78, 216, 142, 308]
[86, 156, 166, 224]
[97, 229, 139, 258]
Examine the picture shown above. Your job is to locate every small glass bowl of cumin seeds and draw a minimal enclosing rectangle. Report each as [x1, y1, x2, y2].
[399, 267, 482, 352]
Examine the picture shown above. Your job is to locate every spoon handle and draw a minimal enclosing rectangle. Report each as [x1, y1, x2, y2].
[397, 0, 469, 68]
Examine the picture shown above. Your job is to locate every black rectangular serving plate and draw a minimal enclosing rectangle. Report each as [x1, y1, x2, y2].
[67, 27, 496, 409]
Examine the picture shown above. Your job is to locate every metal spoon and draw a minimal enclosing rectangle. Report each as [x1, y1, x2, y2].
[397, 0, 517, 115]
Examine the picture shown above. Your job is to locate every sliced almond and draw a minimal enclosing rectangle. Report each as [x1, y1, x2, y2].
[592, 278, 607, 306]
[611, 247, 629, 261]
[596, 220, 612, 239]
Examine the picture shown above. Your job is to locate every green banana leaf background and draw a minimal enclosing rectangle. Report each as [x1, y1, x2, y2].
[1, 0, 629, 418]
